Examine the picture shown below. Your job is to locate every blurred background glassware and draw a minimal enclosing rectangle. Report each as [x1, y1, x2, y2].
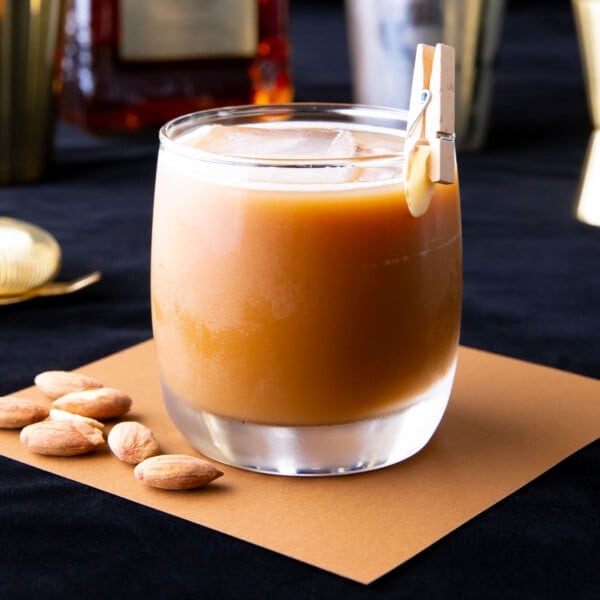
[59, 0, 293, 134]
[0, 0, 66, 184]
[345, 0, 505, 151]
[572, 0, 600, 227]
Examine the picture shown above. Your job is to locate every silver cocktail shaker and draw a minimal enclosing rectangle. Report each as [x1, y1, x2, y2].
[346, 0, 505, 151]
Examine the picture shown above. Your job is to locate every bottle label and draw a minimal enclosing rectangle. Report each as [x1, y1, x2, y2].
[119, 0, 258, 61]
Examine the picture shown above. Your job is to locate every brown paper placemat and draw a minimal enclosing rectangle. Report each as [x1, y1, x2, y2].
[1, 340, 599, 584]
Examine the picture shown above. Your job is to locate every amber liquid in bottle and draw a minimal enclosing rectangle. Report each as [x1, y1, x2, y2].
[60, 0, 293, 133]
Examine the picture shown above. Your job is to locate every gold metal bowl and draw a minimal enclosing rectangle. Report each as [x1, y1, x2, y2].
[0, 217, 62, 295]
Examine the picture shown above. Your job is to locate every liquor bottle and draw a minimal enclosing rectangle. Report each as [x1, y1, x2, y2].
[60, 0, 293, 133]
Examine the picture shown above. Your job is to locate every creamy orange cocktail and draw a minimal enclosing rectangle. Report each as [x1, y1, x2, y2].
[151, 105, 462, 474]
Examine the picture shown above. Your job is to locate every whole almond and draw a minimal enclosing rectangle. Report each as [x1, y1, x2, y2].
[20, 420, 104, 456]
[34, 370, 102, 399]
[134, 454, 223, 490]
[49, 408, 104, 430]
[108, 421, 160, 464]
[0, 395, 49, 429]
[52, 387, 131, 420]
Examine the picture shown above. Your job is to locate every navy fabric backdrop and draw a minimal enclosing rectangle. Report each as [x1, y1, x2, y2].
[1, 1, 598, 597]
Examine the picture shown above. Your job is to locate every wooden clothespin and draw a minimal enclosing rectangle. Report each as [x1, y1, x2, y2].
[406, 43, 455, 184]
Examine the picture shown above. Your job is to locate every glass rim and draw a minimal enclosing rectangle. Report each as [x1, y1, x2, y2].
[158, 103, 410, 168]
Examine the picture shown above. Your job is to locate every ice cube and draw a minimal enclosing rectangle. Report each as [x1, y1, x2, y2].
[193, 125, 359, 185]
[196, 125, 357, 161]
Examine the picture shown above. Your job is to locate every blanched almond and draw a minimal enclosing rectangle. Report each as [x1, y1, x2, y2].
[0, 395, 48, 429]
[108, 421, 160, 464]
[406, 145, 435, 217]
[49, 408, 104, 430]
[34, 370, 102, 399]
[20, 420, 104, 456]
[52, 387, 131, 420]
[134, 454, 223, 490]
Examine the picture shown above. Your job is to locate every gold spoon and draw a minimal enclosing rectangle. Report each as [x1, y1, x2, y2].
[0, 217, 101, 304]
[0, 271, 102, 305]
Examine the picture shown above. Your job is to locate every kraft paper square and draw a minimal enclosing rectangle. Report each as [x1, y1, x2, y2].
[1, 340, 598, 584]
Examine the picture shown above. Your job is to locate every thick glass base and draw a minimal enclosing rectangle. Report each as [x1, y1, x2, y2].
[162, 362, 456, 477]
